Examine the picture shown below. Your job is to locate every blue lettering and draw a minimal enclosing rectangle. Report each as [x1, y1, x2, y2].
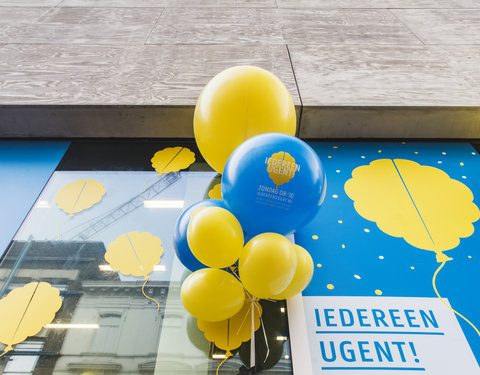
[357, 309, 371, 327]
[340, 309, 354, 327]
[404, 309, 420, 328]
[320, 341, 336, 362]
[315, 308, 321, 327]
[325, 309, 337, 327]
[389, 309, 405, 327]
[420, 310, 439, 328]
[392, 341, 407, 362]
[372, 309, 388, 327]
[358, 341, 374, 362]
[340, 341, 356, 362]
[374, 341, 393, 362]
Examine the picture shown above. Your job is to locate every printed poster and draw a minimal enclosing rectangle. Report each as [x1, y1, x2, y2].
[291, 142, 480, 374]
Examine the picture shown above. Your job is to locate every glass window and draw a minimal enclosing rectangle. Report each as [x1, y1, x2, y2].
[0, 141, 292, 375]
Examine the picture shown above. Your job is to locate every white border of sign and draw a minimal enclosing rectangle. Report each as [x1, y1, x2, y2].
[287, 294, 313, 374]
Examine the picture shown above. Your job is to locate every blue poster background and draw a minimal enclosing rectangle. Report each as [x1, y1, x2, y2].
[295, 142, 480, 364]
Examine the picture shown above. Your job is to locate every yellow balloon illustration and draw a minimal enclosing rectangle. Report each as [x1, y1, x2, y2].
[267, 151, 297, 188]
[105, 232, 164, 309]
[208, 183, 222, 199]
[345, 158, 480, 337]
[151, 146, 195, 175]
[345, 159, 480, 262]
[197, 299, 262, 353]
[55, 179, 106, 216]
[0, 282, 62, 355]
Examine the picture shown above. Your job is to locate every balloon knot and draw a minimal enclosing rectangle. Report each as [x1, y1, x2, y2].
[436, 252, 453, 263]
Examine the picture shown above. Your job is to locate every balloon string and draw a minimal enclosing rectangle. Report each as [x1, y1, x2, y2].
[216, 351, 232, 375]
[433, 261, 480, 337]
[254, 302, 270, 364]
[141, 277, 160, 311]
[236, 301, 252, 335]
[143, 175, 158, 192]
[0, 350, 8, 358]
[250, 301, 256, 369]
[56, 215, 71, 241]
[230, 268, 251, 297]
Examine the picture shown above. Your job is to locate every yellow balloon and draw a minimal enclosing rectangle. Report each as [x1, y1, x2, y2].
[271, 244, 314, 300]
[187, 206, 244, 268]
[239, 233, 297, 299]
[181, 268, 245, 322]
[194, 66, 297, 173]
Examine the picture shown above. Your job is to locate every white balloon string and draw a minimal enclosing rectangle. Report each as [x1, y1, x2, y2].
[254, 302, 270, 364]
[237, 300, 252, 335]
[250, 301, 255, 369]
[230, 267, 251, 296]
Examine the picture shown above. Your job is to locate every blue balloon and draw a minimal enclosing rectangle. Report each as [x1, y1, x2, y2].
[222, 133, 326, 236]
[173, 199, 227, 271]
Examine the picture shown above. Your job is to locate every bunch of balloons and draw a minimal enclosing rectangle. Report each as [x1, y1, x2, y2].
[174, 65, 326, 336]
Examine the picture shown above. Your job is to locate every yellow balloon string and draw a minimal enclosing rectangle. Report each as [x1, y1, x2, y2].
[0, 346, 12, 357]
[141, 277, 160, 311]
[143, 174, 157, 193]
[433, 261, 480, 337]
[56, 215, 71, 241]
[216, 351, 232, 375]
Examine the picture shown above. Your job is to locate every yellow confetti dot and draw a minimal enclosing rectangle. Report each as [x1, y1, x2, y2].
[338, 220, 343, 224]
[327, 284, 334, 290]
[341, 244, 346, 249]
[328, 155, 332, 159]
[317, 263, 322, 268]
[333, 146, 338, 149]
[468, 256, 472, 259]
[378, 150, 382, 153]
[460, 162, 464, 166]
[375, 289, 383, 295]
[312, 235, 319, 240]
[402, 142, 406, 144]
[410, 266, 415, 270]
[414, 151, 418, 154]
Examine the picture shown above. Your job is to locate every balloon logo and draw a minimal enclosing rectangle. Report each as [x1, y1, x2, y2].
[345, 158, 480, 336]
[266, 151, 298, 188]
[105, 232, 164, 309]
[222, 133, 326, 236]
[55, 179, 106, 216]
[151, 146, 195, 175]
[0, 282, 62, 356]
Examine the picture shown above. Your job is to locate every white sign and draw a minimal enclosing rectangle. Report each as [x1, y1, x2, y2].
[289, 296, 480, 375]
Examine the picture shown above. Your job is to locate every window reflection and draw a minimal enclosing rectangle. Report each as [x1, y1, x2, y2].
[0, 169, 293, 375]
